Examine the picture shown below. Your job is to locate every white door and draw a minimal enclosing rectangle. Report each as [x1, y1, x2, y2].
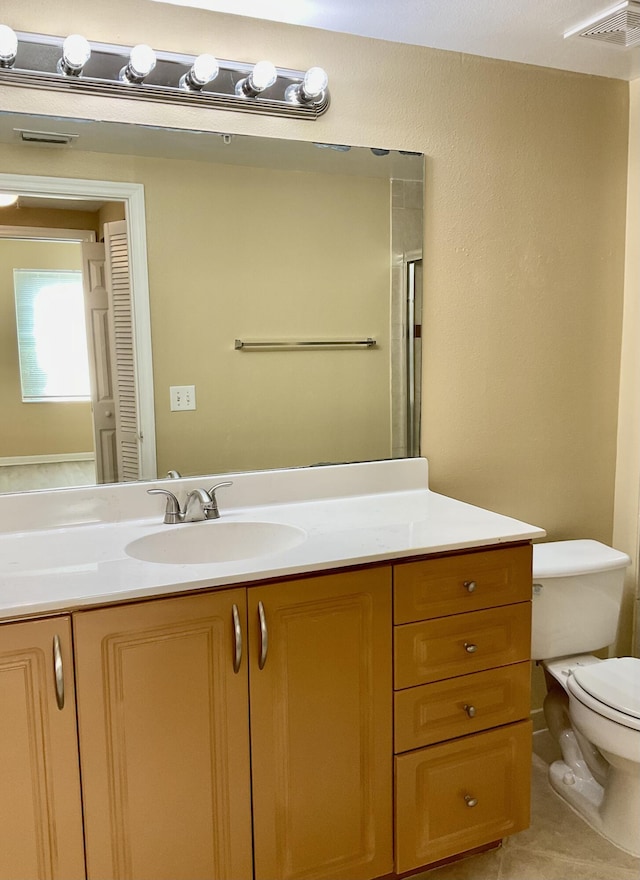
[81, 241, 118, 484]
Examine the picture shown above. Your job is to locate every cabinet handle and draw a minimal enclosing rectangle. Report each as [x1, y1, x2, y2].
[463, 703, 476, 718]
[52, 634, 65, 710]
[464, 795, 478, 808]
[232, 603, 242, 674]
[258, 600, 268, 670]
[463, 580, 477, 593]
[464, 642, 478, 653]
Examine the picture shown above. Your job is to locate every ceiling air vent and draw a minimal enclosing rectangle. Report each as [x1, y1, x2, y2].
[565, 0, 640, 48]
[14, 128, 79, 145]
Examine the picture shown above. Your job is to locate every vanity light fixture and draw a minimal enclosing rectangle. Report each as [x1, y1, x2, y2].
[0, 192, 19, 207]
[57, 34, 91, 76]
[0, 28, 330, 119]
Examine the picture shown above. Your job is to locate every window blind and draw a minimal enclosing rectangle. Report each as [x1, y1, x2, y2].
[13, 269, 91, 402]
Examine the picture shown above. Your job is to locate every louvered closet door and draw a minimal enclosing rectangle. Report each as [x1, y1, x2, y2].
[104, 219, 140, 481]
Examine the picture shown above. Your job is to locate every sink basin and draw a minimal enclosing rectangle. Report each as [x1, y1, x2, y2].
[125, 521, 307, 565]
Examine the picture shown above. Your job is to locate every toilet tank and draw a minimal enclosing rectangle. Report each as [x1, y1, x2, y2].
[531, 540, 630, 661]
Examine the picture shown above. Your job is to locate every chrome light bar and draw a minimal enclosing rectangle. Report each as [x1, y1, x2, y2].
[0, 29, 330, 120]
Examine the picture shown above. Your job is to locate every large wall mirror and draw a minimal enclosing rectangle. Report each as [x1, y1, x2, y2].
[0, 111, 423, 494]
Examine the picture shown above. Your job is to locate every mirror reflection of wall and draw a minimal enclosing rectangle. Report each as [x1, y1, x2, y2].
[0, 118, 424, 494]
[0, 237, 96, 492]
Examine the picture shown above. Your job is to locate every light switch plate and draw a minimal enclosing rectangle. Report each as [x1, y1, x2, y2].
[170, 385, 196, 411]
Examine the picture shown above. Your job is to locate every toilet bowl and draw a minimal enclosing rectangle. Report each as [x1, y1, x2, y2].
[532, 540, 640, 856]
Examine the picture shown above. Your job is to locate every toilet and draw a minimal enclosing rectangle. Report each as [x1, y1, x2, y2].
[532, 539, 640, 856]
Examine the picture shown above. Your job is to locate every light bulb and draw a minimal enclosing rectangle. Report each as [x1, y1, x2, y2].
[180, 52, 218, 89]
[285, 65, 329, 104]
[302, 67, 328, 98]
[0, 24, 18, 67]
[129, 44, 156, 77]
[192, 53, 218, 85]
[0, 192, 18, 207]
[120, 44, 157, 82]
[235, 60, 277, 97]
[58, 34, 91, 75]
[250, 60, 277, 91]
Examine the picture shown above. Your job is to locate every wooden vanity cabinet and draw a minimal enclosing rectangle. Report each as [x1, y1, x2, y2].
[392, 544, 533, 874]
[0, 543, 532, 880]
[73, 567, 393, 880]
[0, 615, 85, 880]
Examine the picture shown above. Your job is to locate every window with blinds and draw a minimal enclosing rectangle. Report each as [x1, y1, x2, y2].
[13, 269, 91, 402]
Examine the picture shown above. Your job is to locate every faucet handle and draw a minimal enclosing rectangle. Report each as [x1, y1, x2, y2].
[205, 481, 233, 519]
[147, 488, 183, 524]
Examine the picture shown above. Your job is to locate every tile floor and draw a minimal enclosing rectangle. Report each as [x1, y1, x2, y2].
[416, 730, 640, 880]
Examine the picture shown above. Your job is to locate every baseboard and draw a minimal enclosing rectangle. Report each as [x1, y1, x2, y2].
[0, 452, 95, 467]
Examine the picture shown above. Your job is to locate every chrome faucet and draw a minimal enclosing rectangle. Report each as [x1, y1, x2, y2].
[147, 481, 233, 524]
[184, 488, 215, 522]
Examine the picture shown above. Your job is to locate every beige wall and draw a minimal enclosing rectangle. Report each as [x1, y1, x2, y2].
[613, 77, 640, 656]
[97, 202, 125, 231]
[0, 238, 93, 456]
[0, 2, 632, 627]
[0, 204, 100, 234]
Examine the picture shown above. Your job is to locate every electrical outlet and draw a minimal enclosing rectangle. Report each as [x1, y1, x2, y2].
[170, 385, 196, 411]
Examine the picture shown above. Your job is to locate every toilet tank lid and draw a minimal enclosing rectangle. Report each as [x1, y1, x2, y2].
[532, 540, 630, 578]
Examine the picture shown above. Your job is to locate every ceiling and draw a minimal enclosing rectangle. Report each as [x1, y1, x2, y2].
[152, 0, 640, 81]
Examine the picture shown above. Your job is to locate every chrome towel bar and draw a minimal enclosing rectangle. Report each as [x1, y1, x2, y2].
[234, 338, 377, 350]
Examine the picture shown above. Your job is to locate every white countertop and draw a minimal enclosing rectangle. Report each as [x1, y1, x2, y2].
[0, 459, 546, 621]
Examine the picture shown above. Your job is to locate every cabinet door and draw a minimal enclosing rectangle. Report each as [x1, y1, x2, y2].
[74, 589, 252, 880]
[249, 567, 393, 880]
[0, 615, 85, 880]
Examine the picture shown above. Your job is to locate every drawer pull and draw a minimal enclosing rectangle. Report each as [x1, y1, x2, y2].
[463, 703, 476, 718]
[464, 580, 477, 593]
[464, 795, 478, 808]
[464, 642, 478, 653]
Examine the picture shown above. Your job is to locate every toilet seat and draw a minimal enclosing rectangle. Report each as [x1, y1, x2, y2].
[568, 658, 640, 731]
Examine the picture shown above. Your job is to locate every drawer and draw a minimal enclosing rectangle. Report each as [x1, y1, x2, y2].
[394, 661, 531, 752]
[394, 720, 532, 873]
[394, 602, 531, 689]
[394, 545, 532, 624]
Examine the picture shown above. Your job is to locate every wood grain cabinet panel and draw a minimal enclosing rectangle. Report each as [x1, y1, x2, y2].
[394, 602, 531, 689]
[0, 616, 85, 880]
[395, 720, 532, 873]
[73, 589, 252, 880]
[248, 568, 393, 880]
[394, 545, 532, 624]
[394, 660, 531, 752]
